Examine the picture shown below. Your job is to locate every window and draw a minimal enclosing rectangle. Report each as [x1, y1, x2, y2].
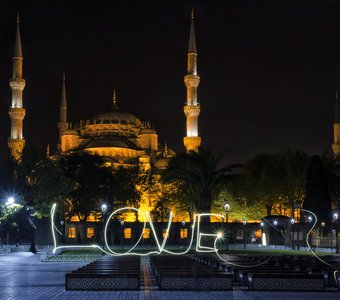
[68, 227, 76, 238]
[162, 229, 169, 239]
[143, 228, 150, 239]
[87, 227, 94, 239]
[124, 228, 132, 239]
[180, 228, 188, 239]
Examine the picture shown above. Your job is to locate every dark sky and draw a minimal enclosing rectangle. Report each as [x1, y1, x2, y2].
[0, 0, 338, 166]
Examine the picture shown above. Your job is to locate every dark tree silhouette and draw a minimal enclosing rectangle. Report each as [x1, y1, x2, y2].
[303, 155, 333, 223]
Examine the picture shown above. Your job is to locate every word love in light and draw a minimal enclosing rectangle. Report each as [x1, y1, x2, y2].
[51, 204, 332, 270]
[51, 204, 225, 256]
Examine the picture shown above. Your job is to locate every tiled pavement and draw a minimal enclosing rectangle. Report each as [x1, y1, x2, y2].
[0, 252, 339, 300]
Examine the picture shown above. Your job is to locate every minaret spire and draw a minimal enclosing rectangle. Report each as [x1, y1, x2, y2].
[188, 8, 196, 54]
[112, 89, 119, 110]
[57, 72, 68, 151]
[8, 14, 26, 162]
[333, 90, 340, 160]
[183, 9, 201, 153]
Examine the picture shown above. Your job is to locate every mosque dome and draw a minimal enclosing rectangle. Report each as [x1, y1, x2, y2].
[154, 158, 169, 169]
[90, 110, 140, 125]
[62, 129, 78, 135]
[141, 128, 156, 134]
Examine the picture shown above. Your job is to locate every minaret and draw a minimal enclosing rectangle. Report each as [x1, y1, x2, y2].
[183, 9, 201, 153]
[57, 72, 68, 151]
[8, 14, 26, 162]
[332, 90, 340, 160]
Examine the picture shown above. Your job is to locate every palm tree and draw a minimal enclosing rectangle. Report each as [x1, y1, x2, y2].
[163, 148, 240, 222]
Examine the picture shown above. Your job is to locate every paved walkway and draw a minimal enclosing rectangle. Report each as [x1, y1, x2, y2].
[0, 252, 339, 300]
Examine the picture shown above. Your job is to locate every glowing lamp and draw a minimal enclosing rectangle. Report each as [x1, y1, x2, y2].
[223, 203, 231, 213]
[101, 204, 107, 213]
[6, 197, 15, 205]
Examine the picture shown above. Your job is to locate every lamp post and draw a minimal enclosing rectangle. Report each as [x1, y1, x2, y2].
[290, 218, 295, 250]
[242, 220, 247, 249]
[60, 220, 65, 245]
[333, 212, 339, 254]
[101, 204, 108, 250]
[5, 197, 15, 246]
[223, 202, 231, 253]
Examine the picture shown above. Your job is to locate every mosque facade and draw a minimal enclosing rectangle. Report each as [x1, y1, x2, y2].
[8, 14, 201, 168]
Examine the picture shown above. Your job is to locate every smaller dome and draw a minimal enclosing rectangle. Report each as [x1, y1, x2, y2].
[141, 128, 156, 134]
[154, 158, 169, 169]
[62, 129, 78, 135]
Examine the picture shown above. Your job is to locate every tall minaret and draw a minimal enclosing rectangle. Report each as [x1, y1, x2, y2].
[183, 10, 201, 153]
[8, 14, 26, 162]
[332, 90, 340, 160]
[57, 72, 68, 151]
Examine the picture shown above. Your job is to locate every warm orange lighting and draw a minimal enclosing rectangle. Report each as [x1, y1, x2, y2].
[180, 228, 188, 239]
[124, 228, 132, 239]
[87, 227, 94, 238]
[143, 228, 150, 239]
[68, 227, 76, 238]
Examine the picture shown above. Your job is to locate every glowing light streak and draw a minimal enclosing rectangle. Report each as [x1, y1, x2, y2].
[195, 213, 224, 253]
[50, 204, 340, 275]
[51, 204, 224, 256]
[299, 208, 333, 268]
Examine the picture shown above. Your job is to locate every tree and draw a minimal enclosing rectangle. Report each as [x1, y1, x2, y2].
[303, 155, 333, 223]
[60, 152, 113, 227]
[111, 166, 153, 221]
[10, 146, 44, 253]
[30, 158, 73, 218]
[235, 150, 309, 217]
[150, 180, 195, 222]
[163, 148, 240, 222]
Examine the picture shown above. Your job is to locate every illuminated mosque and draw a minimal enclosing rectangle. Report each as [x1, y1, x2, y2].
[5, 12, 203, 238]
[8, 14, 201, 169]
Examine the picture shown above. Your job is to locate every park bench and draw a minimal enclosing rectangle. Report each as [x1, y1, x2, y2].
[248, 273, 325, 291]
[65, 256, 140, 290]
[150, 255, 233, 290]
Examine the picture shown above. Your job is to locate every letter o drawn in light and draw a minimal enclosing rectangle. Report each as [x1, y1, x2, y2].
[104, 207, 147, 256]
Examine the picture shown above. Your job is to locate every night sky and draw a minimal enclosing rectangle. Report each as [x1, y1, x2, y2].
[0, 0, 337, 166]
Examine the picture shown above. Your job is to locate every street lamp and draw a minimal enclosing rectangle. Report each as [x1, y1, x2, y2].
[6, 197, 15, 206]
[60, 220, 65, 245]
[290, 218, 295, 250]
[4, 197, 15, 246]
[333, 212, 339, 254]
[242, 220, 247, 249]
[223, 202, 231, 253]
[101, 204, 108, 249]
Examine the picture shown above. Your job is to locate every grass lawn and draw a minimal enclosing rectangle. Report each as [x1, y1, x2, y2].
[225, 248, 339, 256]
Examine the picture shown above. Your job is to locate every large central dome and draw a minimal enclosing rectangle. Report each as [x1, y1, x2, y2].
[90, 110, 140, 125]
[90, 91, 141, 125]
